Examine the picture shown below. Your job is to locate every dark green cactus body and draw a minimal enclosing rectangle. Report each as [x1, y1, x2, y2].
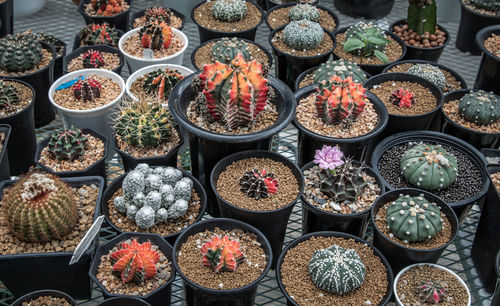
[343, 22, 390, 63]
[318, 160, 368, 203]
[386, 193, 443, 242]
[79, 23, 120, 47]
[47, 127, 88, 161]
[407, 0, 437, 35]
[37, 33, 65, 56]
[0, 33, 43, 73]
[0, 80, 19, 108]
[283, 20, 324, 51]
[210, 38, 251, 64]
[211, 0, 248, 22]
[400, 144, 458, 191]
[288, 3, 320, 22]
[309, 244, 366, 295]
[470, 0, 500, 11]
[142, 68, 184, 101]
[313, 59, 367, 85]
[458, 90, 500, 125]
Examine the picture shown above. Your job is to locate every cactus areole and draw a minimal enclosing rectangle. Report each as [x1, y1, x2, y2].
[200, 235, 245, 273]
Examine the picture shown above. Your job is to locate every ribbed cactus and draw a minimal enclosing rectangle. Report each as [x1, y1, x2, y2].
[2, 172, 78, 243]
[47, 127, 88, 161]
[318, 159, 367, 204]
[389, 88, 415, 108]
[79, 23, 120, 47]
[142, 68, 184, 101]
[283, 20, 324, 51]
[386, 193, 443, 242]
[37, 33, 65, 56]
[343, 22, 391, 63]
[400, 144, 458, 191]
[408, 0, 437, 35]
[0, 80, 19, 108]
[195, 54, 269, 130]
[418, 280, 447, 304]
[458, 91, 500, 125]
[140, 21, 173, 51]
[90, 0, 125, 16]
[309, 244, 366, 295]
[144, 7, 172, 24]
[82, 50, 105, 69]
[313, 60, 367, 85]
[211, 0, 247, 22]
[315, 75, 366, 125]
[239, 169, 279, 200]
[288, 4, 320, 22]
[73, 77, 102, 102]
[201, 235, 245, 273]
[470, 0, 500, 11]
[211, 38, 251, 64]
[0, 33, 43, 72]
[407, 64, 446, 91]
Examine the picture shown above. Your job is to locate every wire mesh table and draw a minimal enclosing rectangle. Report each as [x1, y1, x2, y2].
[0, 0, 493, 305]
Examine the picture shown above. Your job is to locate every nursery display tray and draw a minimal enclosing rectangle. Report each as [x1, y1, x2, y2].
[0, 0, 492, 305]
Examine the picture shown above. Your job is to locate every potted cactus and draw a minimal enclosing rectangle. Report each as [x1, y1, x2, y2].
[0, 0, 13, 37]
[64, 45, 125, 75]
[29, 31, 67, 81]
[474, 25, 500, 96]
[10, 290, 77, 306]
[0, 124, 10, 180]
[73, 22, 123, 50]
[333, 0, 394, 19]
[78, 0, 132, 31]
[130, 6, 186, 31]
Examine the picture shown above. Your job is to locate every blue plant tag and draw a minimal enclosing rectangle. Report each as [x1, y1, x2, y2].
[55, 76, 85, 91]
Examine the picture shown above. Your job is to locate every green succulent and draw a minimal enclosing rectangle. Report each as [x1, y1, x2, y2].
[313, 59, 367, 85]
[141, 68, 184, 101]
[407, 64, 446, 91]
[47, 126, 88, 161]
[0, 80, 19, 108]
[318, 159, 367, 204]
[211, 37, 251, 64]
[408, 0, 437, 35]
[283, 19, 324, 51]
[288, 4, 320, 22]
[0, 32, 43, 72]
[458, 90, 500, 125]
[343, 22, 391, 63]
[211, 0, 248, 22]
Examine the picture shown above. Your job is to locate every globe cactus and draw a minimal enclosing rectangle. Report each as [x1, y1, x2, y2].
[343, 22, 391, 63]
[47, 127, 88, 161]
[407, 64, 446, 91]
[239, 169, 279, 200]
[389, 88, 415, 108]
[82, 49, 105, 69]
[386, 193, 443, 242]
[139, 21, 173, 51]
[400, 144, 458, 191]
[211, 0, 247, 22]
[318, 159, 368, 204]
[0, 80, 19, 108]
[288, 4, 320, 22]
[142, 68, 184, 101]
[73, 77, 102, 102]
[2, 172, 78, 242]
[0, 32, 43, 72]
[201, 235, 245, 273]
[37, 33, 65, 56]
[470, 0, 500, 11]
[79, 23, 120, 47]
[309, 244, 366, 295]
[313, 59, 367, 85]
[144, 7, 173, 24]
[418, 280, 447, 304]
[458, 90, 500, 125]
[211, 38, 251, 64]
[408, 0, 437, 35]
[283, 19, 324, 51]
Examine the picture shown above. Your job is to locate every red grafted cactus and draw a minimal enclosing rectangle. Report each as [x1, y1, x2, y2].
[197, 54, 269, 130]
[390, 88, 415, 108]
[239, 169, 279, 200]
[200, 235, 245, 273]
[315, 75, 366, 124]
[140, 21, 173, 50]
[418, 280, 447, 304]
[73, 77, 101, 102]
[91, 0, 124, 16]
[110, 238, 160, 284]
[144, 7, 172, 24]
[82, 50, 105, 69]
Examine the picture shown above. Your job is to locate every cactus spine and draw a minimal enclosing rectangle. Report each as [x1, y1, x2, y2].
[239, 169, 279, 200]
[407, 0, 437, 35]
[0, 80, 19, 108]
[82, 50, 105, 69]
[73, 77, 102, 102]
[458, 90, 500, 125]
[0, 33, 43, 72]
[144, 7, 172, 24]
[47, 127, 88, 161]
[407, 64, 446, 91]
[211, 0, 248, 22]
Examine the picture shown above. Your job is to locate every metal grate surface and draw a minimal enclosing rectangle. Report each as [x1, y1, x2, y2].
[0, 0, 492, 305]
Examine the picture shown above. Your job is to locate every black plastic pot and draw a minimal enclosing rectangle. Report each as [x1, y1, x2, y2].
[72, 29, 124, 51]
[168, 73, 296, 217]
[210, 150, 304, 269]
[370, 130, 490, 223]
[0, 176, 105, 299]
[48, 37, 67, 81]
[269, 25, 336, 88]
[293, 85, 389, 166]
[11, 290, 77, 306]
[456, 0, 500, 55]
[64, 44, 124, 75]
[101, 168, 207, 246]
[389, 19, 449, 62]
[97, 297, 151, 306]
[35, 128, 109, 179]
[129, 6, 185, 31]
[481, 148, 500, 166]
[333, 27, 407, 76]
[474, 25, 500, 95]
[173, 218, 273, 306]
[441, 89, 500, 149]
[294, 64, 372, 92]
[190, 37, 273, 71]
[333, 0, 394, 19]
[276, 231, 394, 306]
[191, 1, 264, 43]
[300, 160, 385, 238]
[0, 79, 36, 175]
[78, 0, 132, 31]
[371, 188, 459, 274]
[0, 0, 13, 37]
[264, 3, 339, 32]
[0, 124, 10, 180]
[493, 251, 500, 305]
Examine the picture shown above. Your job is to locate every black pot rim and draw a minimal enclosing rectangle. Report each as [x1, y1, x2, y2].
[96, 296, 151, 306]
[269, 25, 336, 60]
[191, 1, 265, 36]
[0, 78, 35, 120]
[172, 218, 273, 294]
[264, 2, 340, 33]
[11, 289, 77, 306]
[496, 249, 500, 278]
[210, 150, 304, 215]
[332, 26, 408, 69]
[190, 36, 273, 71]
[460, 0, 500, 19]
[0, 42, 55, 78]
[63, 44, 125, 74]
[275, 230, 394, 306]
[89, 232, 176, 300]
[168, 73, 296, 143]
[35, 128, 109, 175]
[364, 72, 444, 119]
[0, 124, 11, 163]
[370, 130, 490, 207]
[442, 89, 500, 136]
[389, 19, 450, 52]
[78, 0, 132, 21]
[101, 168, 208, 240]
[292, 84, 389, 143]
[476, 24, 500, 60]
[381, 59, 468, 90]
[129, 6, 186, 31]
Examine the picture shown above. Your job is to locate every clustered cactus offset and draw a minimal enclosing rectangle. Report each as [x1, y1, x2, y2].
[47, 126, 88, 161]
[211, 0, 248, 22]
[201, 235, 245, 273]
[79, 23, 120, 47]
[0, 80, 19, 108]
[73, 77, 102, 102]
[211, 37, 251, 64]
[239, 169, 279, 200]
[407, 64, 446, 91]
[90, 0, 124, 16]
[142, 68, 183, 101]
[313, 59, 367, 85]
[2, 172, 78, 242]
[82, 49, 105, 69]
[309, 244, 366, 295]
[390, 88, 415, 108]
[0, 32, 43, 72]
[343, 22, 391, 63]
[140, 21, 173, 51]
[458, 90, 500, 125]
[408, 0, 437, 35]
[283, 19, 324, 51]
[418, 280, 447, 304]
[114, 164, 193, 229]
[288, 3, 320, 22]
[400, 144, 458, 191]
[144, 7, 173, 24]
[386, 193, 444, 242]
[470, 0, 500, 12]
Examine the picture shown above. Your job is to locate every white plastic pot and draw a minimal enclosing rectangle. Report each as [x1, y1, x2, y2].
[14, 0, 47, 17]
[394, 263, 471, 306]
[125, 64, 194, 101]
[49, 69, 125, 153]
[119, 27, 188, 74]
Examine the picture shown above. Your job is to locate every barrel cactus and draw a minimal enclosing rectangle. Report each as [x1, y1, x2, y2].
[211, 38, 251, 64]
[343, 22, 391, 63]
[407, 64, 446, 91]
[139, 21, 173, 51]
[0, 80, 19, 108]
[309, 244, 366, 295]
[313, 59, 367, 85]
[386, 193, 443, 242]
[79, 23, 120, 47]
[201, 235, 245, 273]
[142, 68, 184, 100]
[318, 159, 367, 204]
[458, 90, 500, 125]
[239, 169, 279, 200]
[470, 0, 500, 11]
[288, 4, 320, 22]
[2, 172, 78, 242]
[283, 19, 324, 51]
[408, 0, 437, 35]
[400, 144, 458, 191]
[0, 32, 43, 73]
[47, 127, 88, 161]
[211, 0, 247, 22]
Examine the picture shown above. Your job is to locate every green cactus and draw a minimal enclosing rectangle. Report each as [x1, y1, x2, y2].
[283, 19, 324, 51]
[142, 68, 184, 101]
[470, 0, 500, 11]
[309, 244, 366, 295]
[318, 159, 368, 204]
[386, 193, 443, 242]
[407, 0, 437, 35]
[407, 64, 446, 91]
[37, 33, 65, 56]
[313, 59, 367, 85]
[0, 80, 19, 108]
[2, 172, 78, 242]
[458, 90, 500, 125]
[343, 22, 391, 63]
[79, 23, 120, 47]
[211, 38, 251, 64]
[400, 144, 458, 191]
[47, 127, 88, 161]
[0, 33, 43, 73]
[211, 0, 247, 22]
[288, 4, 320, 22]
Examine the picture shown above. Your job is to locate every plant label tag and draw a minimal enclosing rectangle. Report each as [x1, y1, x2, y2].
[69, 215, 104, 265]
[55, 76, 85, 91]
[143, 49, 154, 59]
